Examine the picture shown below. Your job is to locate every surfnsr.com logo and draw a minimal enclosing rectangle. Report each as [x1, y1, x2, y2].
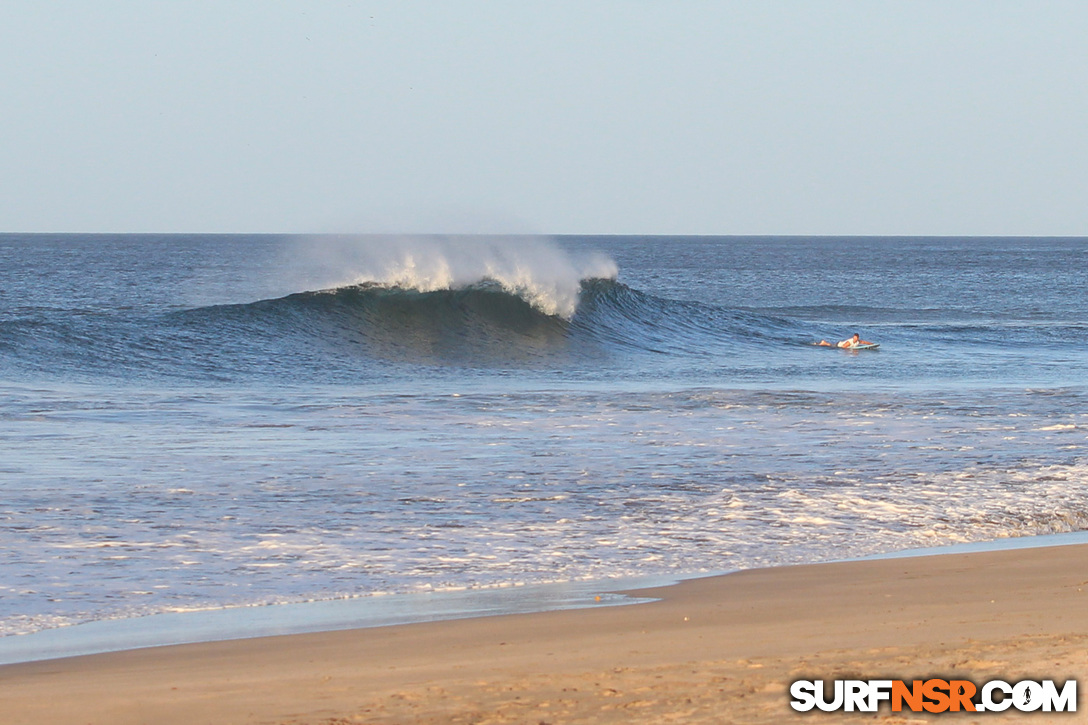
[790, 678, 1077, 713]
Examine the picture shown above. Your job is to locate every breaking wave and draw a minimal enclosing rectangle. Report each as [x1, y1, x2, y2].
[0, 278, 811, 381]
[277, 234, 619, 319]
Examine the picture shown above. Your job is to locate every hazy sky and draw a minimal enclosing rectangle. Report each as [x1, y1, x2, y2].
[2, 1, 1086, 235]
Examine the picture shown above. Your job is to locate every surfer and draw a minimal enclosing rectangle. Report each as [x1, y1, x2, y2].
[817, 333, 873, 348]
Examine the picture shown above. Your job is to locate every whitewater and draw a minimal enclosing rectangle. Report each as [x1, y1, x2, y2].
[1, 234, 1087, 644]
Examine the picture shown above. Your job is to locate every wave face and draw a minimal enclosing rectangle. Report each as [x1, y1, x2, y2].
[169, 277, 810, 376]
[179, 282, 579, 370]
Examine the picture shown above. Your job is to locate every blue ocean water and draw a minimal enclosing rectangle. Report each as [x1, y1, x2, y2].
[1, 234, 1086, 638]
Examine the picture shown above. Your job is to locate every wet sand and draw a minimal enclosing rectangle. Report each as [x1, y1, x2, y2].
[2, 543, 1087, 724]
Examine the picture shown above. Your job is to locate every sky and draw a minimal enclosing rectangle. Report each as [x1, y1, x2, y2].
[1, 1, 1086, 236]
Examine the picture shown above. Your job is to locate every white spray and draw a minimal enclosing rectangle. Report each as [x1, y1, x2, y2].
[282, 235, 617, 318]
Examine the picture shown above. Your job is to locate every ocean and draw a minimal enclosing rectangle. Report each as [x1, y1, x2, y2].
[2, 234, 1086, 646]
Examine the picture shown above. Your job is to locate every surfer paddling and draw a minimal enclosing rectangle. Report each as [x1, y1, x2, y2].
[817, 333, 874, 349]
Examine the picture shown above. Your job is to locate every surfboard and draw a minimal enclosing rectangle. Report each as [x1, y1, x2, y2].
[812, 342, 880, 350]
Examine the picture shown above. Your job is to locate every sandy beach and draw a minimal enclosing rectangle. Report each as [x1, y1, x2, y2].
[1, 543, 1085, 724]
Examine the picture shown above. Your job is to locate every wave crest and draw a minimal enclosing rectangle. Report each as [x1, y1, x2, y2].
[283, 235, 617, 318]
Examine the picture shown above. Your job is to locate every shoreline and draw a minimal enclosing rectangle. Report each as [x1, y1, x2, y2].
[4, 529, 1088, 668]
[3, 539, 1088, 724]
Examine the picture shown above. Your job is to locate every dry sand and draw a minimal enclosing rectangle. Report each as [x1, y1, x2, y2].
[2, 543, 1087, 724]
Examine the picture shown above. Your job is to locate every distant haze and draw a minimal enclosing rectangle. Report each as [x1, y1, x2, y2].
[1, 1, 1086, 235]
